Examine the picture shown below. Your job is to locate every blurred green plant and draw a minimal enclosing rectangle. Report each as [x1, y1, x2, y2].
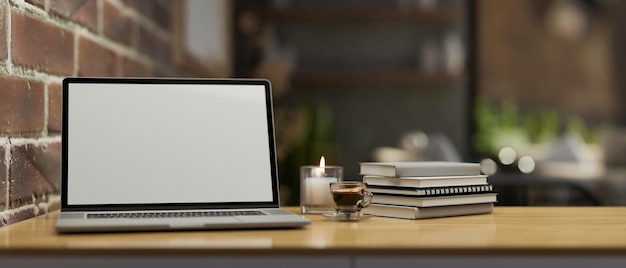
[277, 102, 336, 206]
[473, 96, 498, 157]
[567, 115, 599, 144]
[473, 96, 598, 158]
[524, 108, 560, 144]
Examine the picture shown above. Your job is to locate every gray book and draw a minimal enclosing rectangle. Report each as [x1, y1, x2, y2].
[363, 203, 494, 220]
[371, 193, 498, 207]
[359, 161, 481, 177]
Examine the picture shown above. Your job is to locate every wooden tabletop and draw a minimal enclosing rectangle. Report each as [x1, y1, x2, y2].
[2, 207, 626, 255]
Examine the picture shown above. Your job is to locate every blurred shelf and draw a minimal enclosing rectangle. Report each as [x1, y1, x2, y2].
[263, 5, 464, 22]
[291, 68, 463, 87]
[235, 2, 468, 88]
[267, 6, 463, 21]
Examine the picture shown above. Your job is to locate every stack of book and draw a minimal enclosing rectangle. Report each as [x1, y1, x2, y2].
[360, 161, 496, 220]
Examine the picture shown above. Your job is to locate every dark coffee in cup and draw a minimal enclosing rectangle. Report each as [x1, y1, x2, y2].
[332, 187, 365, 209]
[329, 182, 373, 219]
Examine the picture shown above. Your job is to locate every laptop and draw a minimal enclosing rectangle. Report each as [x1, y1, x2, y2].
[55, 77, 311, 233]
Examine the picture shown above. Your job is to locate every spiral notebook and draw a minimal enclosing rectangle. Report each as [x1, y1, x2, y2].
[366, 184, 494, 196]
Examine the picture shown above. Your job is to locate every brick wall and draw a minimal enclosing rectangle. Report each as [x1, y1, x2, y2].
[0, 0, 197, 226]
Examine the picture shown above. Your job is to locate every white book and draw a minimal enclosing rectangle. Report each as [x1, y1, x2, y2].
[363, 203, 494, 220]
[363, 174, 488, 188]
[371, 193, 498, 207]
[359, 161, 481, 177]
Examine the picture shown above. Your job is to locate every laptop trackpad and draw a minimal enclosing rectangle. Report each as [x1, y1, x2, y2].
[168, 217, 242, 228]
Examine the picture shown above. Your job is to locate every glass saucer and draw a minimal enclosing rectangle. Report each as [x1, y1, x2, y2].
[322, 212, 373, 222]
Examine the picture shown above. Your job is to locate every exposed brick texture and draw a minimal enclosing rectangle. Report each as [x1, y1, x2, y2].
[29, 141, 62, 191]
[123, 0, 171, 31]
[150, 0, 172, 32]
[103, 0, 134, 47]
[25, 0, 46, 8]
[78, 35, 118, 77]
[49, 0, 98, 31]
[0, 77, 45, 134]
[11, 10, 75, 75]
[1, 0, 200, 227]
[48, 81, 63, 132]
[0, 1, 8, 62]
[0, 144, 6, 210]
[138, 25, 171, 64]
[8, 142, 60, 209]
[122, 56, 151, 77]
[2, 206, 41, 226]
[0, 200, 58, 226]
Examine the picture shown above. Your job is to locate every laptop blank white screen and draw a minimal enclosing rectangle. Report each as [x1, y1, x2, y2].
[66, 82, 275, 205]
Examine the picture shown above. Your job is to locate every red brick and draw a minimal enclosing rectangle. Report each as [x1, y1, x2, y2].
[78, 35, 118, 77]
[123, 0, 171, 31]
[0, 1, 8, 62]
[121, 56, 151, 77]
[48, 81, 63, 132]
[121, 0, 142, 12]
[49, 0, 97, 31]
[8, 142, 59, 209]
[0, 76, 45, 134]
[0, 196, 59, 227]
[151, 0, 171, 32]
[103, 0, 134, 47]
[0, 144, 6, 210]
[25, 0, 46, 8]
[29, 140, 62, 190]
[138, 25, 171, 64]
[1, 207, 39, 226]
[11, 10, 74, 75]
[0, 201, 56, 226]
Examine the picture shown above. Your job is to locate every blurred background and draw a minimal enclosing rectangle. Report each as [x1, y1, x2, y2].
[224, 0, 626, 206]
[10, 0, 625, 227]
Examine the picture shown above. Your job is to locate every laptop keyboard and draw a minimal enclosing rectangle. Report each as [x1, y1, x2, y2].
[87, 210, 265, 219]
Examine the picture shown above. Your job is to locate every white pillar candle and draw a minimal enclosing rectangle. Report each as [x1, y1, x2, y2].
[305, 176, 337, 205]
[300, 156, 343, 214]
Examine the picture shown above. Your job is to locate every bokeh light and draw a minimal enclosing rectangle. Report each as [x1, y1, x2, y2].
[480, 158, 498, 175]
[498, 147, 517, 165]
[518, 156, 536, 174]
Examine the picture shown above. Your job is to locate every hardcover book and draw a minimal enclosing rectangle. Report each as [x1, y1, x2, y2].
[363, 174, 488, 188]
[363, 203, 494, 220]
[359, 161, 481, 177]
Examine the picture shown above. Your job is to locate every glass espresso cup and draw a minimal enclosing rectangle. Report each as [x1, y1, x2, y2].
[329, 182, 373, 220]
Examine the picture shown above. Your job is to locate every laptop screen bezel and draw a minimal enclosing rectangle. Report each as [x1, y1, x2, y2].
[60, 77, 281, 211]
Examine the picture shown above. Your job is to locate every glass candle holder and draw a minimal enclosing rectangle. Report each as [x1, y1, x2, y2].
[300, 165, 343, 214]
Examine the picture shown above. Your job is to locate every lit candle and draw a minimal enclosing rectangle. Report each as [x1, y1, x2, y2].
[300, 156, 343, 214]
[306, 156, 336, 205]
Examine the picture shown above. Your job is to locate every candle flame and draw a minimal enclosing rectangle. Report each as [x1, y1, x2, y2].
[319, 156, 326, 167]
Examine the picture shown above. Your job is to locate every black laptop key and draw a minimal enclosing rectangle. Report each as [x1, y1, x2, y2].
[87, 210, 265, 219]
